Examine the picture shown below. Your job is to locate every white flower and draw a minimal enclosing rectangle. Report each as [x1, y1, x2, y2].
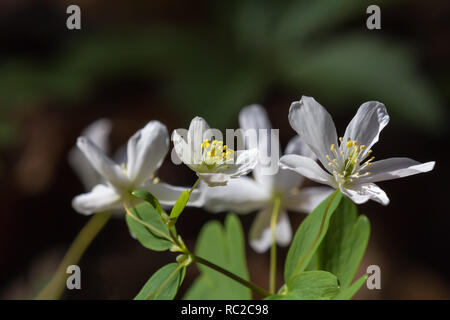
[72, 120, 200, 215]
[172, 116, 258, 187]
[69, 119, 112, 190]
[280, 96, 435, 205]
[199, 105, 332, 252]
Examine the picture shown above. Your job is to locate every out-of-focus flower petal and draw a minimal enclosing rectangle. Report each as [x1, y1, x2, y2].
[126, 121, 169, 186]
[249, 208, 291, 253]
[69, 119, 112, 190]
[201, 177, 270, 214]
[72, 184, 122, 215]
[284, 186, 333, 213]
[77, 137, 129, 190]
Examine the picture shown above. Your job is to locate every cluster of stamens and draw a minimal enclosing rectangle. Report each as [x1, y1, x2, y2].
[201, 139, 234, 169]
[325, 137, 374, 185]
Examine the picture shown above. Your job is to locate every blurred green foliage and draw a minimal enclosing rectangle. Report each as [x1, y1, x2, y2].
[0, 0, 444, 146]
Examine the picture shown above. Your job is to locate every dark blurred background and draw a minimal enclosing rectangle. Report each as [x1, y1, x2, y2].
[0, 0, 449, 299]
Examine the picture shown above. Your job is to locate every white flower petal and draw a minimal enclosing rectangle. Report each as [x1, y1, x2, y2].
[288, 96, 338, 167]
[343, 101, 389, 155]
[276, 213, 293, 247]
[172, 129, 190, 164]
[279, 154, 335, 187]
[126, 121, 169, 186]
[113, 144, 128, 166]
[68, 149, 102, 191]
[187, 117, 210, 164]
[249, 208, 291, 253]
[228, 148, 259, 177]
[284, 135, 316, 159]
[77, 137, 129, 190]
[144, 180, 203, 207]
[284, 186, 334, 213]
[342, 183, 389, 205]
[69, 119, 111, 190]
[361, 158, 435, 183]
[239, 104, 272, 132]
[217, 149, 259, 181]
[188, 116, 210, 145]
[82, 119, 112, 154]
[197, 172, 230, 187]
[239, 104, 275, 187]
[273, 168, 304, 195]
[201, 177, 270, 214]
[273, 136, 317, 193]
[72, 184, 122, 215]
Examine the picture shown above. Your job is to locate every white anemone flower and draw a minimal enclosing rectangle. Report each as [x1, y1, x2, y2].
[280, 96, 435, 205]
[199, 105, 332, 252]
[72, 120, 200, 215]
[172, 116, 258, 187]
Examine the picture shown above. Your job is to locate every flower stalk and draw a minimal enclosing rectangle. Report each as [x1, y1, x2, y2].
[269, 196, 281, 294]
[189, 178, 201, 194]
[35, 212, 111, 300]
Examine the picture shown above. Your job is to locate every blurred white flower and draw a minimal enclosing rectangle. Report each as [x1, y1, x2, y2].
[172, 116, 258, 187]
[199, 105, 332, 252]
[72, 120, 200, 215]
[280, 96, 435, 205]
[68, 119, 112, 190]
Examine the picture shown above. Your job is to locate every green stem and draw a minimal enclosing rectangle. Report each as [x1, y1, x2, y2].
[35, 212, 111, 300]
[189, 178, 200, 194]
[290, 189, 340, 281]
[193, 254, 271, 298]
[269, 196, 282, 294]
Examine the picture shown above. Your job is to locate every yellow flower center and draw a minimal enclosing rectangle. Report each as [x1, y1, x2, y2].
[326, 137, 374, 185]
[201, 139, 234, 169]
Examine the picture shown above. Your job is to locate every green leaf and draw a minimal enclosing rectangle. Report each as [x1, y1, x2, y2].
[316, 196, 371, 289]
[334, 274, 367, 300]
[288, 271, 340, 300]
[184, 214, 251, 300]
[131, 189, 165, 216]
[266, 271, 339, 300]
[134, 263, 186, 300]
[284, 191, 342, 283]
[170, 190, 190, 220]
[126, 202, 172, 251]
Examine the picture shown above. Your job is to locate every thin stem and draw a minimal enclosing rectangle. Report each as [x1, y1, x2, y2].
[290, 189, 340, 281]
[193, 254, 271, 298]
[189, 178, 200, 194]
[269, 196, 282, 294]
[35, 212, 111, 300]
